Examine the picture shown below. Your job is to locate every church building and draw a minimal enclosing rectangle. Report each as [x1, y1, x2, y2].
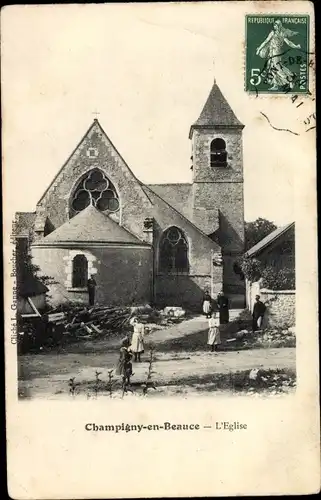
[16, 82, 245, 308]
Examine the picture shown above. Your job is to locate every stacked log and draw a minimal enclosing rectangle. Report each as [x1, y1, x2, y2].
[47, 305, 133, 338]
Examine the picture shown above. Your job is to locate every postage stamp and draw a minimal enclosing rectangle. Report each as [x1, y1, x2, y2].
[245, 14, 310, 94]
[2, 2, 319, 499]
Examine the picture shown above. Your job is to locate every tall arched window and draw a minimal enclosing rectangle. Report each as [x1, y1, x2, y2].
[72, 254, 88, 287]
[159, 227, 189, 273]
[70, 168, 119, 218]
[210, 138, 227, 167]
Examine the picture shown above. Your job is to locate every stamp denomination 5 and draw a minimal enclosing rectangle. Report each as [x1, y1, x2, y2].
[245, 14, 310, 94]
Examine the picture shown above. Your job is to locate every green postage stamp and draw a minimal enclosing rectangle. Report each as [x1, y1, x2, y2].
[245, 14, 310, 94]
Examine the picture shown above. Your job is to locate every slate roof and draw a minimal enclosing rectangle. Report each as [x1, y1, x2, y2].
[146, 183, 192, 220]
[189, 83, 244, 138]
[141, 184, 220, 250]
[245, 222, 294, 258]
[33, 205, 146, 246]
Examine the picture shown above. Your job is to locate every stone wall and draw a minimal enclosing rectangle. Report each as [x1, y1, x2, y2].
[156, 275, 211, 309]
[246, 280, 295, 328]
[260, 289, 295, 328]
[191, 127, 245, 293]
[34, 121, 152, 242]
[191, 128, 243, 184]
[155, 261, 223, 309]
[31, 245, 153, 307]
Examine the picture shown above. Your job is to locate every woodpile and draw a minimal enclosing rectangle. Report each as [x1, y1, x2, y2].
[47, 305, 133, 338]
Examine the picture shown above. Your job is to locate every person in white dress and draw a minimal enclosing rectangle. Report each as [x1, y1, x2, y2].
[202, 291, 212, 318]
[129, 317, 145, 362]
[207, 311, 221, 352]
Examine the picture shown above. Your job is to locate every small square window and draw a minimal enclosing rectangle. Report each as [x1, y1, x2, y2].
[86, 148, 99, 158]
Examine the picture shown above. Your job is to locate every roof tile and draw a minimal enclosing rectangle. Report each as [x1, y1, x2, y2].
[245, 223, 294, 257]
[34, 205, 145, 245]
[189, 83, 244, 137]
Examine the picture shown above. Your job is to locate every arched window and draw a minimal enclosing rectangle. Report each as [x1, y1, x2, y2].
[70, 169, 119, 218]
[210, 138, 227, 167]
[159, 227, 189, 273]
[72, 254, 88, 287]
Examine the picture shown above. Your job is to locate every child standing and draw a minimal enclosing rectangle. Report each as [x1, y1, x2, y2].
[207, 311, 221, 352]
[130, 317, 145, 362]
[202, 291, 212, 319]
[115, 337, 133, 388]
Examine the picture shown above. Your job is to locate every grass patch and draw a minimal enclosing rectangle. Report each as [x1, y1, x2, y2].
[65, 367, 296, 398]
[163, 368, 296, 393]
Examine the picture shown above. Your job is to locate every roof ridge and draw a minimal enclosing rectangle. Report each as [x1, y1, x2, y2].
[16, 211, 36, 215]
[37, 120, 98, 205]
[245, 222, 294, 257]
[36, 204, 147, 245]
[146, 183, 192, 186]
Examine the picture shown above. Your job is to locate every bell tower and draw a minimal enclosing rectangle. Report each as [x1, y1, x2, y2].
[189, 80, 245, 297]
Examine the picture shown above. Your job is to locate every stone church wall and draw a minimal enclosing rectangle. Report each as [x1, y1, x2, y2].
[31, 245, 152, 306]
[151, 191, 223, 306]
[192, 129, 243, 184]
[191, 128, 245, 295]
[156, 275, 211, 308]
[155, 262, 222, 309]
[35, 122, 152, 242]
[191, 129, 244, 254]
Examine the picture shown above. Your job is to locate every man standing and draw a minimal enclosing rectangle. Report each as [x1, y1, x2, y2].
[87, 274, 97, 306]
[252, 295, 266, 332]
[217, 291, 229, 325]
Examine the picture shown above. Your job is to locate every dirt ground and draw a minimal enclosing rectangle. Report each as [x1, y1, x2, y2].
[18, 311, 296, 399]
[18, 344, 296, 400]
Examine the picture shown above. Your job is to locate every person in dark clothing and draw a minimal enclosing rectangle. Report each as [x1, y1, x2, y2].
[252, 295, 266, 332]
[87, 275, 97, 306]
[115, 337, 133, 389]
[217, 291, 229, 325]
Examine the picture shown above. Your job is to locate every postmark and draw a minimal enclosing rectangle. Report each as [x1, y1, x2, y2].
[245, 14, 310, 94]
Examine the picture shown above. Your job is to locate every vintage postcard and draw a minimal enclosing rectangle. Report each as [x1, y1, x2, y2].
[2, 1, 319, 498]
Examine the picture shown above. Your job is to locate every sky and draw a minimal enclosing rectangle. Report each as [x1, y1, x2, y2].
[2, 2, 315, 225]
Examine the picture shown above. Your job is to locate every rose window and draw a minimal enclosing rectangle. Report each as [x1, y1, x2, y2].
[71, 169, 119, 217]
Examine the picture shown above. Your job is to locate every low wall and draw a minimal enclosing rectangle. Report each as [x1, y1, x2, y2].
[260, 289, 295, 328]
[246, 281, 295, 328]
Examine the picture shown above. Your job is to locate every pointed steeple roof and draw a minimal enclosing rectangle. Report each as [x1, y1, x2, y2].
[33, 205, 146, 246]
[189, 83, 244, 138]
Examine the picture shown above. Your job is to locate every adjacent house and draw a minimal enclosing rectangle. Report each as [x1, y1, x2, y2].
[245, 222, 295, 273]
[245, 222, 295, 328]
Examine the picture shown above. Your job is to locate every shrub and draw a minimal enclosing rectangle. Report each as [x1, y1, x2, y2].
[261, 266, 295, 290]
[239, 257, 263, 282]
